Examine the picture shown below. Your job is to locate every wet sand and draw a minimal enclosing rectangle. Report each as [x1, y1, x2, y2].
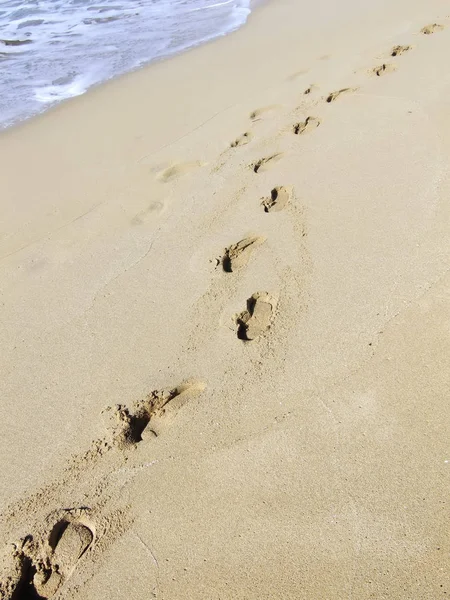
[0, 0, 449, 597]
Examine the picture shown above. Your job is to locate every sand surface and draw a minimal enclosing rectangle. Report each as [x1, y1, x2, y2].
[0, 0, 449, 597]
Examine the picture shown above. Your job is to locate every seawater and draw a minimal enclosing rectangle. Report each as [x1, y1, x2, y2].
[0, 0, 251, 129]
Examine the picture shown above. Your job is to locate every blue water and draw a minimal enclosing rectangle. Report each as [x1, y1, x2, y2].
[0, 0, 251, 129]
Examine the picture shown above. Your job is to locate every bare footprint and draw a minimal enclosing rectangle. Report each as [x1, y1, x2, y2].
[371, 63, 396, 77]
[103, 380, 206, 448]
[421, 23, 444, 35]
[303, 83, 318, 95]
[42, 520, 94, 594]
[391, 44, 412, 57]
[293, 116, 321, 135]
[286, 69, 309, 81]
[0, 515, 94, 599]
[221, 236, 265, 272]
[158, 161, 204, 182]
[249, 105, 280, 121]
[231, 131, 253, 148]
[261, 186, 293, 213]
[326, 87, 357, 103]
[250, 153, 283, 173]
[236, 292, 277, 341]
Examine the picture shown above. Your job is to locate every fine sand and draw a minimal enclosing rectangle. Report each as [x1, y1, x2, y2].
[0, 0, 450, 597]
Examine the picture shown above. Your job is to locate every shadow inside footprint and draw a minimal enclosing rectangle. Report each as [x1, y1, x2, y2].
[391, 44, 411, 57]
[421, 23, 444, 35]
[250, 153, 283, 173]
[326, 88, 357, 103]
[106, 404, 151, 449]
[222, 236, 265, 272]
[230, 132, 252, 148]
[371, 63, 396, 77]
[249, 105, 280, 121]
[303, 84, 317, 95]
[103, 380, 206, 448]
[261, 186, 293, 213]
[293, 116, 320, 135]
[2, 519, 94, 600]
[41, 521, 93, 595]
[236, 292, 277, 341]
[0, 548, 33, 600]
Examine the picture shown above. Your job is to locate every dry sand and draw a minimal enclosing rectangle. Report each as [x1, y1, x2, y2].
[0, 0, 449, 597]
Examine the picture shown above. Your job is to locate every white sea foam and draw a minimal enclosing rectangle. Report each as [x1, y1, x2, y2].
[34, 75, 93, 103]
[0, 0, 251, 129]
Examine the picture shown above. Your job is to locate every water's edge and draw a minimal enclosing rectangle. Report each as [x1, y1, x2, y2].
[0, 0, 256, 131]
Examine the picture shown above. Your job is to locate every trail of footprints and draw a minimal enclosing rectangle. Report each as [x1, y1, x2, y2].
[0, 381, 206, 599]
[157, 20, 444, 182]
[1, 18, 447, 600]
[224, 22, 447, 339]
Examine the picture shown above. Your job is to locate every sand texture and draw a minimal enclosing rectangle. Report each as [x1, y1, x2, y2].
[0, 0, 449, 597]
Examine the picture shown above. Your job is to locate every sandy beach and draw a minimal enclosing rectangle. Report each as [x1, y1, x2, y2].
[0, 0, 449, 597]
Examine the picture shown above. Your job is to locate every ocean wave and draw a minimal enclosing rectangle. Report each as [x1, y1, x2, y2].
[0, 0, 252, 129]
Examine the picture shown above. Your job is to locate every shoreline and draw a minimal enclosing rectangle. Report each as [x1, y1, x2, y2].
[0, 0, 257, 134]
[1, 0, 449, 597]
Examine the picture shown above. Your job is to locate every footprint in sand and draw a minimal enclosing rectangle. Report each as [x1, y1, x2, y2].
[326, 87, 357, 103]
[371, 63, 396, 77]
[261, 186, 293, 213]
[158, 161, 204, 182]
[249, 105, 280, 121]
[102, 380, 206, 448]
[421, 23, 444, 35]
[236, 292, 277, 341]
[303, 83, 318, 95]
[131, 201, 165, 225]
[250, 153, 283, 173]
[221, 236, 265, 272]
[0, 515, 94, 599]
[293, 116, 320, 135]
[390, 44, 412, 57]
[286, 69, 309, 81]
[230, 131, 253, 148]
